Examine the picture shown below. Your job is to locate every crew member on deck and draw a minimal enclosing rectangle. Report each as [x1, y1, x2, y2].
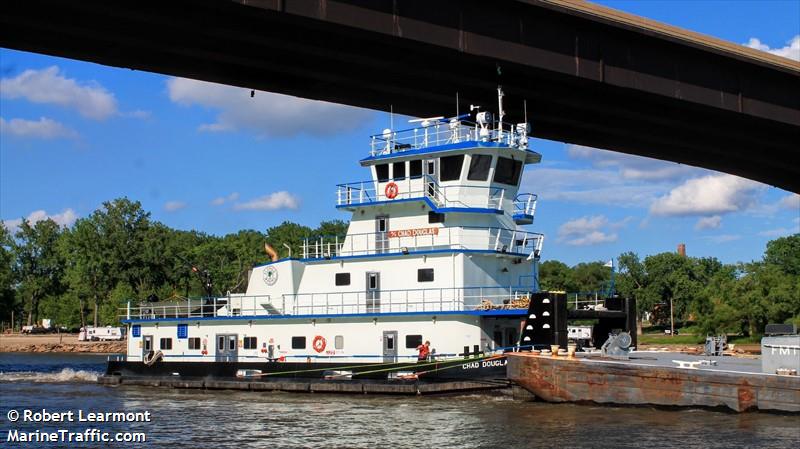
[417, 340, 431, 362]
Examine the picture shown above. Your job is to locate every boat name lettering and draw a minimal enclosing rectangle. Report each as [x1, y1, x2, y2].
[387, 227, 439, 238]
[462, 359, 507, 370]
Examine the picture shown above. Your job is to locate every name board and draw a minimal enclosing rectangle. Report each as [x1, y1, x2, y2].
[387, 227, 439, 238]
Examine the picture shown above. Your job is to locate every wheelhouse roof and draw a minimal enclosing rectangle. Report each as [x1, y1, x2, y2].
[359, 141, 542, 166]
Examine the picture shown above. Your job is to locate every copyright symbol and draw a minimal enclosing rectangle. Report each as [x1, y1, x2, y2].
[7, 409, 19, 422]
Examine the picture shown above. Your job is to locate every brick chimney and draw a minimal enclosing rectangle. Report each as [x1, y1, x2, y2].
[677, 243, 686, 257]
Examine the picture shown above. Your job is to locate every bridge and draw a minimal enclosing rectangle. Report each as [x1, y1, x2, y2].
[2, 0, 799, 192]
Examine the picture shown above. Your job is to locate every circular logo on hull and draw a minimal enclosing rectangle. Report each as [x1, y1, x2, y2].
[263, 266, 278, 286]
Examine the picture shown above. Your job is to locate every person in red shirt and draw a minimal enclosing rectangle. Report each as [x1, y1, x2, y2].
[417, 340, 431, 362]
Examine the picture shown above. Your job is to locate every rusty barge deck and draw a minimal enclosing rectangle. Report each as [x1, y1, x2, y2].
[507, 351, 800, 413]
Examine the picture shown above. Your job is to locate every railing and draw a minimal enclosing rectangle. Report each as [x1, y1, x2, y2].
[301, 226, 544, 259]
[369, 118, 531, 157]
[336, 174, 505, 210]
[122, 286, 537, 320]
[513, 193, 538, 217]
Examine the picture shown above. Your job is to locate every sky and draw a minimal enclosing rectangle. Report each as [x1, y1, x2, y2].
[1, 1, 799, 267]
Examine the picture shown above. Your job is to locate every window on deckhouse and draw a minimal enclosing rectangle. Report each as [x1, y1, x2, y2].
[467, 154, 492, 181]
[393, 162, 406, 180]
[493, 157, 523, 185]
[375, 164, 389, 182]
[409, 160, 422, 178]
[440, 155, 465, 181]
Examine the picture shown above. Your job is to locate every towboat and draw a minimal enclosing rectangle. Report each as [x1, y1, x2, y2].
[107, 88, 545, 383]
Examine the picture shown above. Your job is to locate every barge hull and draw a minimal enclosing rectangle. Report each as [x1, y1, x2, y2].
[507, 353, 800, 413]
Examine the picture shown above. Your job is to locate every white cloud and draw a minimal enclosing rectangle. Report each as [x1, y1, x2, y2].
[744, 35, 800, 62]
[779, 193, 800, 211]
[521, 168, 663, 208]
[566, 145, 705, 182]
[1, 66, 117, 120]
[164, 201, 187, 212]
[2, 208, 78, 233]
[166, 77, 373, 137]
[233, 191, 300, 211]
[650, 174, 765, 217]
[0, 116, 78, 140]
[522, 145, 711, 209]
[211, 192, 240, 206]
[695, 215, 722, 230]
[556, 215, 626, 246]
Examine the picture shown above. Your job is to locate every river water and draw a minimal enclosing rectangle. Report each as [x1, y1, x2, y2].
[1, 353, 798, 448]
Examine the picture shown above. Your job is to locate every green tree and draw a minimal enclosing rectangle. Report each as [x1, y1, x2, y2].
[639, 252, 697, 328]
[60, 217, 108, 328]
[616, 251, 647, 333]
[764, 234, 800, 276]
[12, 219, 64, 326]
[572, 261, 611, 293]
[0, 226, 18, 327]
[265, 221, 313, 259]
[538, 260, 574, 292]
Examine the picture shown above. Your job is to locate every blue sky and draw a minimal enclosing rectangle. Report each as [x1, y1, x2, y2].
[1, 1, 798, 267]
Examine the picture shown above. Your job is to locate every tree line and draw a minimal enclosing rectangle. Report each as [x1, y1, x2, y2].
[1, 197, 797, 337]
[0, 198, 346, 330]
[539, 236, 799, 336]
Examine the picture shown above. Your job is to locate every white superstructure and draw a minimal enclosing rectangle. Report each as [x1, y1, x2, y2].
[122, 90, 545, 370]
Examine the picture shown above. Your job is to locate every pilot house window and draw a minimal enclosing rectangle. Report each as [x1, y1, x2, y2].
[467, 154, 492, 181]
[375, 164, 390, 182]
[493, 157, 523, 185]
[440, 155, 465, 181]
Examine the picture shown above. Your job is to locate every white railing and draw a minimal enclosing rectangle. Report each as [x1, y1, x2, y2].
[122, 286, 536, 320]
[513, 193, 537, 217]
[369, 118, 530, 157]
[336, 174, 505, 211]
[301, 226, 544, 259]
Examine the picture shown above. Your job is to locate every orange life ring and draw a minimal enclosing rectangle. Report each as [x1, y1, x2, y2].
[312, 335, 326, 353]
[385, 182, 399, 199]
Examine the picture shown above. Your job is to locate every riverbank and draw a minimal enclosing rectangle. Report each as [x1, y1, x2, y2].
[0, 334, 125, 353]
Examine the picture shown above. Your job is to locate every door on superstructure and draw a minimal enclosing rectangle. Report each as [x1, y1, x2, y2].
[375, 216, 389, 254]
[142, 335, 153, 358]
[366, 272, 380, 313]
[216, 334, 238, 362]
[425, 159, 439, 201]
[382, 330, 398, 363]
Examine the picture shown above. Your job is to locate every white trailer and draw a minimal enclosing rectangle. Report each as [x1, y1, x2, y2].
[79, 326, 125, 341]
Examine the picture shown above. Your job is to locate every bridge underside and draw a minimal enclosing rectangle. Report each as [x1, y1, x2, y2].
[2, 0, 799, 192]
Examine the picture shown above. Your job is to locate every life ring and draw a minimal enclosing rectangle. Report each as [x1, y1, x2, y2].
[385, 182, 399, 199]
[312, 335, 326, 353]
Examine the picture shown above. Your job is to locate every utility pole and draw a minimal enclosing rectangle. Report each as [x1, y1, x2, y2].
[670, 297, 674, 337]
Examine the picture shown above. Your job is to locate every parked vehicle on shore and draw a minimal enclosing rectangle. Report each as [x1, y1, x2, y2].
[80, 326, 126, 341]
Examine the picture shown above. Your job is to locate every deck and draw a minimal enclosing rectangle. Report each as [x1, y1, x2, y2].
[507, 351, 800, 413]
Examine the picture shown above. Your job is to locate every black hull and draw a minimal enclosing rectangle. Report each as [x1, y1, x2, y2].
[106, 356, 508, 382]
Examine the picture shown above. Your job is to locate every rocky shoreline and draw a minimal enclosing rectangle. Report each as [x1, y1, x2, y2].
[0, 334, 125, 353]
[2, 342, 126, 353]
